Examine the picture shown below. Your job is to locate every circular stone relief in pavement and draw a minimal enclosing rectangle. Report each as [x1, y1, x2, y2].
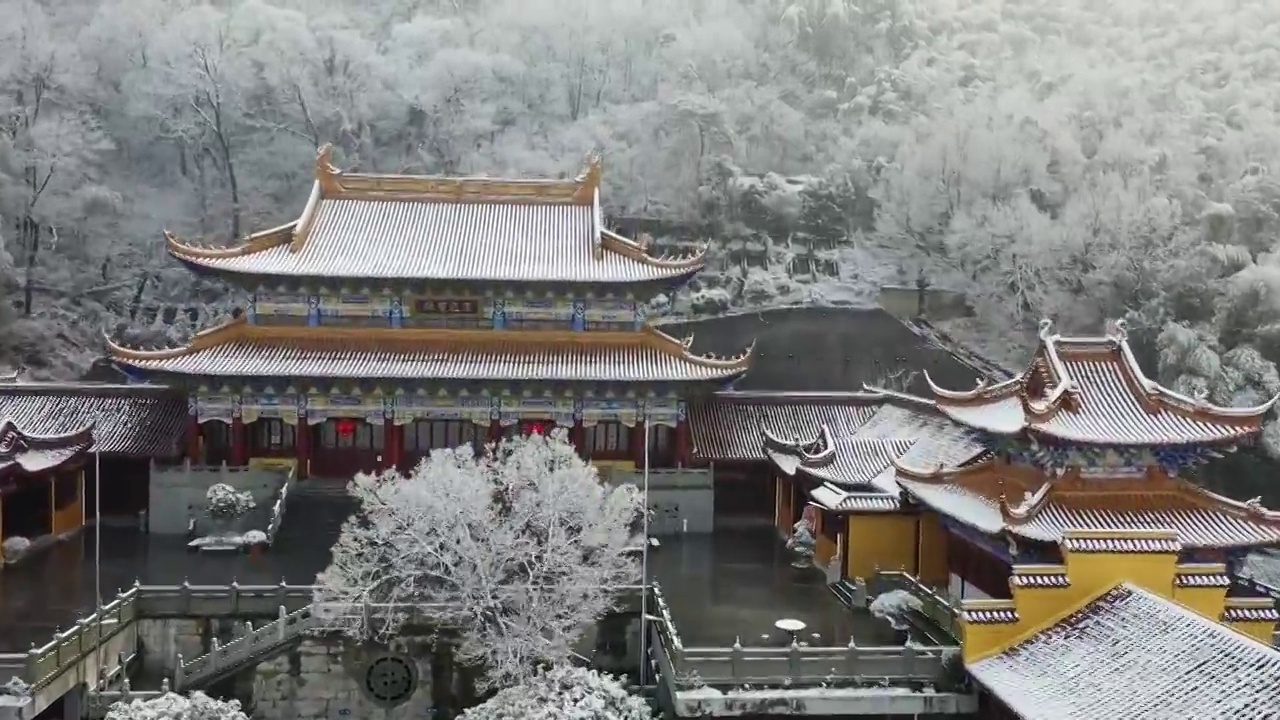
[362, 652, 419, 707]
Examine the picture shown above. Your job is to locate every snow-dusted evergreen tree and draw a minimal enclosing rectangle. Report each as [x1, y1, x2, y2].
[312, 430, 642, 690]
[104, 691, 248, 720]
[869, 589, 924, 632]
[458, 666, 652, 720]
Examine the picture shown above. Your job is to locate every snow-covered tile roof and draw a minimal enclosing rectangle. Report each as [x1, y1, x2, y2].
[0, 383, 186, 456]
[0, 418, 93, 477]
[1009, 573, 1070, 588]
[1242, 551, 1280, 591]
[928, 320, 1273, 446]
[1174, 571, 1232, 588]
[969, 583, 1280, 720]
[108, 319, 749, 384]
[1059, 534, 1182, 554]
[1222, 606, 1280, 623]
[688, 392, 882, 461]
[898, 473, 1280, 550]
[752, 398, 988, 492]
[167, 149, 704, 285]
[808, 483, 902, 513]
[961, 607, 1019, 624]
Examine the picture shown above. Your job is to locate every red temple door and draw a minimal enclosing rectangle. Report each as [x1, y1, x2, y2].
[311, 419, 383, 479]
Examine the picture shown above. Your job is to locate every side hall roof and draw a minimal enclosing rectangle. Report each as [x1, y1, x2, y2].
[925, 318, 1277, 446]
[105, 317, 752, 384]
[0, 418, 94, 477]
[969, 583, 1280, 720]
[165, 146, 706, 285]
[894, 458, 1280, 550]
[0, 381, 185, 457]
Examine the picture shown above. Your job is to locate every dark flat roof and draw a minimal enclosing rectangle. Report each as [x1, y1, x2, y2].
[662, 307, 986, 393]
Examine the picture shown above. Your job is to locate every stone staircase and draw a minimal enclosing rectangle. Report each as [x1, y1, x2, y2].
[269, 482, 358, 553]
[174, 605, 315, 691]
[829, 578, 869, 609]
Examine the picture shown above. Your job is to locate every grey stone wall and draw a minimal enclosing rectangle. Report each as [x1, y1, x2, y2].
[251, 637, 435, 720]
[148, 463, 289, 535]
[136, 619, 207, 677]
[610, 468, 714, 535]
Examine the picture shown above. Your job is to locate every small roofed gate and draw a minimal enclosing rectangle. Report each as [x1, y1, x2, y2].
[102, 146, 754, 480]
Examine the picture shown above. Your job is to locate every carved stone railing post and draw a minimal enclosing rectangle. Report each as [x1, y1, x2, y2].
[276, 606, 287, 642]
[845, 637, 861, 679]
[853, 577, 868, 607]
[730, 637, 742, 682]
[174, 654, 185, 691]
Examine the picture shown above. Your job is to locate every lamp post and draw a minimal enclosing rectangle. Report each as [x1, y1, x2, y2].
[638, 418, 651, 684]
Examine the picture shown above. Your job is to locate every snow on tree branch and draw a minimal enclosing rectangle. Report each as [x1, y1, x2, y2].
[458, 665, 653, 720]
[312, 430, 642, 690]
[104, 691, 248, 720]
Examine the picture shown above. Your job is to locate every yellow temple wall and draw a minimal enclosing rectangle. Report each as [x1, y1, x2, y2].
[1223, 598, 1280, 644]
[775, 477, 795, 537]
[1063, 544, 1178, 598]
[916, 512, 950, 587]
[815, 528, 837, 569]
[845, 513, 918, 581]
[50, 471, 84, 537]
[960, 529, 1245, 665]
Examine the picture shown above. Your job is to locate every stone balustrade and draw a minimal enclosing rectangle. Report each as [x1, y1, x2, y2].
[7, 582, 318, 693]
[647, 582, 959, 688]
[871, 571, 961, 641]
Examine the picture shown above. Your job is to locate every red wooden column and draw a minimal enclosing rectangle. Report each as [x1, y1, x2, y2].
[231, 398, 247, 466]
[629, 419, 645, 466]
[383, 418, 401, 471]
[571, 420, 585, 459]
[675, 401, 690, 467]
[185, 394, 201, 463]
[295, 398, 310, 480]
[488, 399, 503, 447]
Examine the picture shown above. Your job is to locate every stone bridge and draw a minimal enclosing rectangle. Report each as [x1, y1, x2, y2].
[0, 582, 314, 720]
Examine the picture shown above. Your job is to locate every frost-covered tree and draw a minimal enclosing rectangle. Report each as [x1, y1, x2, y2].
[458, 666, 652, 720]
[104, 691, 248, 720]
[313, 430, 642, 690]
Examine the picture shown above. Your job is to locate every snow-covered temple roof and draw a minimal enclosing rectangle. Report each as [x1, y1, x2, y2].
[0, 382, 185, 457]
[759, 390, 987, 500]
[969, 583, 1280, 720]
[105, 316, 752, 384]
[925, 319, 1278, 446]
[894, 459, 1280, 550]
[0, 418, 94, 477]
[165, 145, 706, 285]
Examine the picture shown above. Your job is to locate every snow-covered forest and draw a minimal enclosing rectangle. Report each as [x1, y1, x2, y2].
[4, 0, 1280, 433]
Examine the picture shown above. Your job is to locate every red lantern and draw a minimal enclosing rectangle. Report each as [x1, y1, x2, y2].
[335, 418, 357, 437]
[523, 421, 549, 436]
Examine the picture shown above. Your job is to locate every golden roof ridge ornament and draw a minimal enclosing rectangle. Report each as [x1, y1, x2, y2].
[315, 143, 341, 196]
[573, 152, 602, 204]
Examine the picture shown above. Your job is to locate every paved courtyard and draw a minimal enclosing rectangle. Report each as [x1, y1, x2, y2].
[647, 525, 900, 648]
[0, 493, 346, 650]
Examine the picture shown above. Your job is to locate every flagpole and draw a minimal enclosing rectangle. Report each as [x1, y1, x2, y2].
[638, 419, 650, 684]
[94, 425, 104, 688]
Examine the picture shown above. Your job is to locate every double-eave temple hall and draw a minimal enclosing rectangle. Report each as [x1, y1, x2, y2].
[1, 146, 1278, 720]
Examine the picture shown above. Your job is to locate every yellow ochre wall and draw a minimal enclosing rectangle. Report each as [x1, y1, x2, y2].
[775, 477, 795, 537]
[845, 513, 919, 581]
[50, 471, 85, 537]
[916, 512, 950, 587]
[960, 529, 1270, 664]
